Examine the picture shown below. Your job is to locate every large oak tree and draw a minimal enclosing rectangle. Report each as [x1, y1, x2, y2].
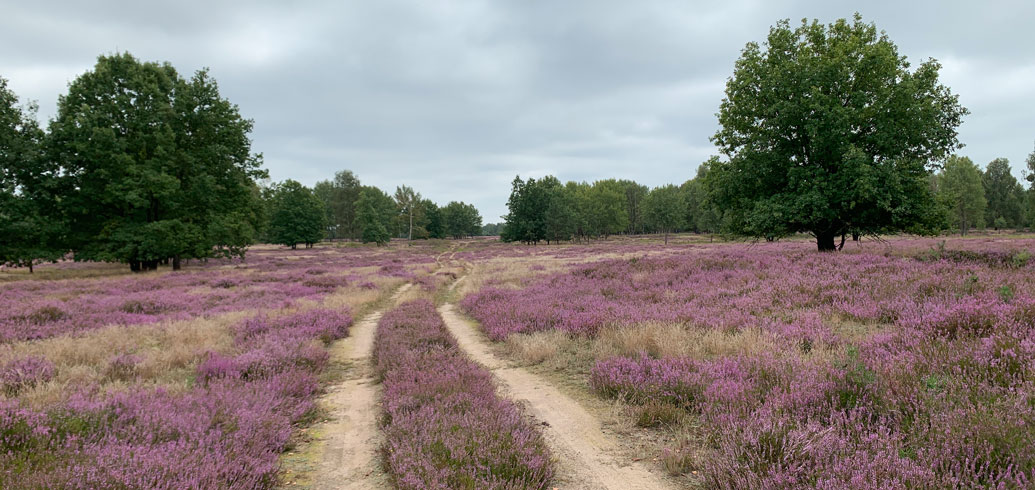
[710, 15, 967, 250]
[48, 53, 265, 270]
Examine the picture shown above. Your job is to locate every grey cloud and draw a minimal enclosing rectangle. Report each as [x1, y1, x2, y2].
[2, 0, 1033, 222]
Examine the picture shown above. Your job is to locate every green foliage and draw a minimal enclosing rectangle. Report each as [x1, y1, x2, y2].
[441, 201, 482, 239]
[313, 170, 363, 240]
[356, 187, 394, 245]
[681, 158, 721, 234]
[643, 184, 686, 243]
[997, 285, 1014, 303]
[710, 15, 966, 251]
[584, 179, 629, 237]
[47, 53, 265, 270]
[982, 158, 1024, 229]
[421, 199, 445, 239]
[618, 180, 648, 234]
[0, 77, 64, 272]
[394, 185, 421, 241]
[267, 180, 326, 249]
[936, 156, 987, 235]
[480, 223, 502, 236]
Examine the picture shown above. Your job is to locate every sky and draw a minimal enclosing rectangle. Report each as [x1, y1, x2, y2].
[3, 1, 1034, 223]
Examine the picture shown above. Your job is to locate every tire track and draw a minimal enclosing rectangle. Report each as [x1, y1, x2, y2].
[438, 303, 677, 490]
[313, 283, 412, 490]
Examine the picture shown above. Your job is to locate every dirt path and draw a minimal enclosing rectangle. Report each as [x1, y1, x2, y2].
[438, 303, 677, 490]
[312, 284, 412, 490]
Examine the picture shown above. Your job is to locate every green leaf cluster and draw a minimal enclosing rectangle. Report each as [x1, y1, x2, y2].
[710, 14, 967, 250]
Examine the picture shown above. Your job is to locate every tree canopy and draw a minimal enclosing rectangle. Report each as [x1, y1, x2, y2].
[982, 158, 1024, 230]
[267, 180, 325, 249]
[442, 201, 482, 239]
[643, 184, 686, 244]
[709, 14, 967, 250]
[47, 53, 265, 270]
[936, 156, 986, 235]
[356, 187, 396, 245]
[0, 77, 63, 272]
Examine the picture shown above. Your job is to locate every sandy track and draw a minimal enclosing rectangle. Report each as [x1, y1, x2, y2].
[313, 284, 411, 490]
[438, 303, 677, 490]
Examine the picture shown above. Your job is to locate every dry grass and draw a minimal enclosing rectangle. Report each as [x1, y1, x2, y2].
[318, 277, 402, 314]
[0, 312, 246, 409]
[592, 322, 780, 361]
[1, 272, 404, 412]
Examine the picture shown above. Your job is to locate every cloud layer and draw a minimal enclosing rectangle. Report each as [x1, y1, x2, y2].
[3, 0, 1033, 221]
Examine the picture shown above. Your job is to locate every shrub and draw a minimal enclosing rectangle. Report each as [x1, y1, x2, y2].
[1, 356, 55, 395]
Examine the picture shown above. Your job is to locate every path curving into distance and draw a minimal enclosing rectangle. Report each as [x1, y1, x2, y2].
[313, 283, 412, 490]
[438, 303, 678, 490]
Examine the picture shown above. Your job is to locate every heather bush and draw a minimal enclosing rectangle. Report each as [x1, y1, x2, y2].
[464, 242, 1035, 487]
[104, 353, 142, 381]
[374, 300, 553, 489]
[0, 304, 351, 488]
[0, 245, 429, 342]
[1, 355, 55, 395]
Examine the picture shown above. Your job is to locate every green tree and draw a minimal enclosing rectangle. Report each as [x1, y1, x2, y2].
[541, 176, 576, 244]
[356, 187, 395, 245]
[313, 170, 362, 240]
[480, 223, 502, 236]
[586, 180, 628, 238]
[501, 176, 544, 244]
[937, 156, 987, 235]
[0, 78, 64, 272]
[643, 184, 686, 244]
[710, 15, 966, 251]
[47, 53, 265, 270]
[357, 189, 389, 245]
[982, 158, 1024, 229]
[618, 180, 648, 235]
[442, 201, 482, 239]
[421, 199, 445, 239]
[1023, 144, 1035, 228]
[394, 184, 421, 241]
[268, 180, 325, 249]
[682, 158, 721, 235]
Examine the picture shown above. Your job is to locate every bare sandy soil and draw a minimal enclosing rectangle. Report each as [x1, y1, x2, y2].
[312, 284, 412, 490]
[438, 303, 677, 490]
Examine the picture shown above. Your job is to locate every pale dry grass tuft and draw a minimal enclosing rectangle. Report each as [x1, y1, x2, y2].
[0, 312, 245, 409]
[320, 279, 400, 313]
[504, 330, 571, 365]
[593, 322, 779, 361]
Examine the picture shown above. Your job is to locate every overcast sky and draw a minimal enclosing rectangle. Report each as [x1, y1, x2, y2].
[3, 1, 1034, 222]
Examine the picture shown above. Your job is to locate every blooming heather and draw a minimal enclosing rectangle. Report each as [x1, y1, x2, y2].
[0, 245, 434, 343]
[0, 306, 351, 488]
[464, 242, 1035, 487]
[373, 300, 553, 489]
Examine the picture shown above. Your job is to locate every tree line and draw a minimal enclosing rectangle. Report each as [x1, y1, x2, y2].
[502, 16, 1035, 249]
[260, 172, 484, 249]
[0, 53, 486, 272]
[499, 170, 718, 245]
[501, 146, 1035, 247]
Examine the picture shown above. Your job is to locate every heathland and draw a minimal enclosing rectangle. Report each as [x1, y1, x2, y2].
[2, 234, 1034, 488]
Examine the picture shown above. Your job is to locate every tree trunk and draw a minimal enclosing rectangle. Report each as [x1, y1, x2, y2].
[852, 232, 859, 242]
[130, 261, 141, 272]
[28, 262, 33, 274]
[172, 256, 181, 271]
[816, 231, 837, 252]
[664, 230, 669, 245]
[837, 233, 846, 251]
